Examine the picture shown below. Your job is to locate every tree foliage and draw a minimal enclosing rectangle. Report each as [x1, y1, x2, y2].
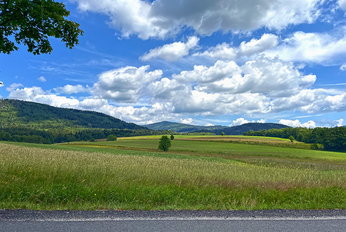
[289, 135, 295, 142]
[170, 134, 174, 140]
[244, 127, 346, 151]
[0, 0, 83, 55]
[158, 135, 171, 152]
[107, 134, 117, 141]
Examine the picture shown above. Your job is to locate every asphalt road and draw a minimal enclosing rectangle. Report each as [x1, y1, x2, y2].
[1, 210, 346, 232]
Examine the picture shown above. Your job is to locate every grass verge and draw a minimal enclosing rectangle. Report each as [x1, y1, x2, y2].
[1, 142, 345, 210]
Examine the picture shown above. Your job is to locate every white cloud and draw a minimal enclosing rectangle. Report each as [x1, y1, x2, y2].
[340, 64, 346, 71]
[231, 118, 266, 126]
[180, 118, 193, 124]
[239, 34, 279, 57]
[257, 119, 266, 123]
[8, 87, 80, 108]
[72, 0, 321, 39]
[54, 84, 88, 94]
[0, 81, 4, 87]
[6, 83, 23, 92]
[339, 0, 346, 10]
[173, 60, 241, 84]
[279, 119, 316, 128]
[266, 30, 346, 65]
[147, 56, 335, 116]
[315, 119, 345, 127]
[205, 123, 214, 126]
[140, 36, 199, 61]
[92, 65, 162, 103]
[280, 118, 344, 128]
[193, 43, 237, 60]
[194, 34, 279, 60]
[173, 57, 316, 97]
[337, 119, 344, 126]
[38, 76, 46, 82]
[231, 118, 250, 126]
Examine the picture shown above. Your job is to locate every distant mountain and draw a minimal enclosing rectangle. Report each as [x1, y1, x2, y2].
[145, 121, 228, 133]
[0, 99, 146, 130]
[200, 123, 289, 135]
[145, 121, 289, 135]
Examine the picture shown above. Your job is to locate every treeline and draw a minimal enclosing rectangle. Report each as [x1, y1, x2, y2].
[0, 127, 172, 144]
[243, 127, 346, 151]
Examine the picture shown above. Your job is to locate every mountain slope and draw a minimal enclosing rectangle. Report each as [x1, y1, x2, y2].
[204, 123, 289, 135]
[0, 99, 145, 130]
[145, 121, 289, 135]
[145, 121, 228, 133]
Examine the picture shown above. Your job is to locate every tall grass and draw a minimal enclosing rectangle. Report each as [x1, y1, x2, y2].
[1, 143, 346, 210]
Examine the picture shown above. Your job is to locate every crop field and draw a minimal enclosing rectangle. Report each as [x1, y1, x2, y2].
[0, 135, 346, 210]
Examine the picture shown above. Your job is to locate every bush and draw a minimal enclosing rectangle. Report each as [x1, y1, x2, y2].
[158, 135, 171, 151]
[107, 134, 117, 141]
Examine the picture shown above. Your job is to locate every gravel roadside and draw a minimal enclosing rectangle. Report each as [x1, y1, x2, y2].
[1, 209, 346, 221]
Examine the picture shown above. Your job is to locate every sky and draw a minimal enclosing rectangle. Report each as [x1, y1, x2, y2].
[1, 0, 346, 128]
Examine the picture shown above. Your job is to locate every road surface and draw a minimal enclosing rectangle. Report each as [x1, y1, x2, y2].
[1, 209, 346, 232]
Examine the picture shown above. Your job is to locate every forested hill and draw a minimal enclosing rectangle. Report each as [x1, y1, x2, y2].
[205, 123, 289, 135]
[145, 121, 288, 135]
[145, 121, 228, 133]
[0, 99, 145, 130]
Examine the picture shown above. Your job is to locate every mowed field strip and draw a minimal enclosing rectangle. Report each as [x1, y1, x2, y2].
[0, 135, 345, 210]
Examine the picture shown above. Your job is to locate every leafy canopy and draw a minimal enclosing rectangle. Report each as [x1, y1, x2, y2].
[0, 0, 83, 55]
[158, 135, 171, 152]
[107, 134, 117, 141]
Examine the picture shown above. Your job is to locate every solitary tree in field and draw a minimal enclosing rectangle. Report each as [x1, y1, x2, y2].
[107, 134, 117, 141]
[158, 135, 171, 151]
[289, 135, 295, 142]
[221, 132, 225, 136]
[170, 134, 174, 140]
[0, 0, 83, 55]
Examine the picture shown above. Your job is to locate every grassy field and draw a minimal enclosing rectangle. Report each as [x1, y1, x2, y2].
[0, 135, 345, 210]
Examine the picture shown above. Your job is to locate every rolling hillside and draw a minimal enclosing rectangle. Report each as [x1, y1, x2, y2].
[0, 99, 145, 130]
[145, 121, 289, 135]
[145, 121, 228, 133]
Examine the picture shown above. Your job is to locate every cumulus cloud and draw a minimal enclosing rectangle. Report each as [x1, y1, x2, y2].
[194, 34, 279, 60]
[265, 30, 346, 65]
[37, 76, 46, 82]
[180, 118, 193, 124]
[8, 87, 80, 108]
[92, 65, 162, 103]
[230, 118, 266, 126]
[238, 34, 279, 57]
[315, 118, 345, 127]
[173, 57, 316, 97]
[6, 56, 346, 125]
[231, 118, 250, 126]
[140, 36, 199, 61]
[6, 83, 23, 92]
[72, 0, 321, 39]
[279, 119, 345, 128]
[279, 119, 316, 128]
[54, 84, 89, 94]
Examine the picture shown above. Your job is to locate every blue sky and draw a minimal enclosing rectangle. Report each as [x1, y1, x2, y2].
[1, 0, 346, 127]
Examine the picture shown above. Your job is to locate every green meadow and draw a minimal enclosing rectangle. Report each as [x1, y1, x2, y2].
[0, 135, 345, 210]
